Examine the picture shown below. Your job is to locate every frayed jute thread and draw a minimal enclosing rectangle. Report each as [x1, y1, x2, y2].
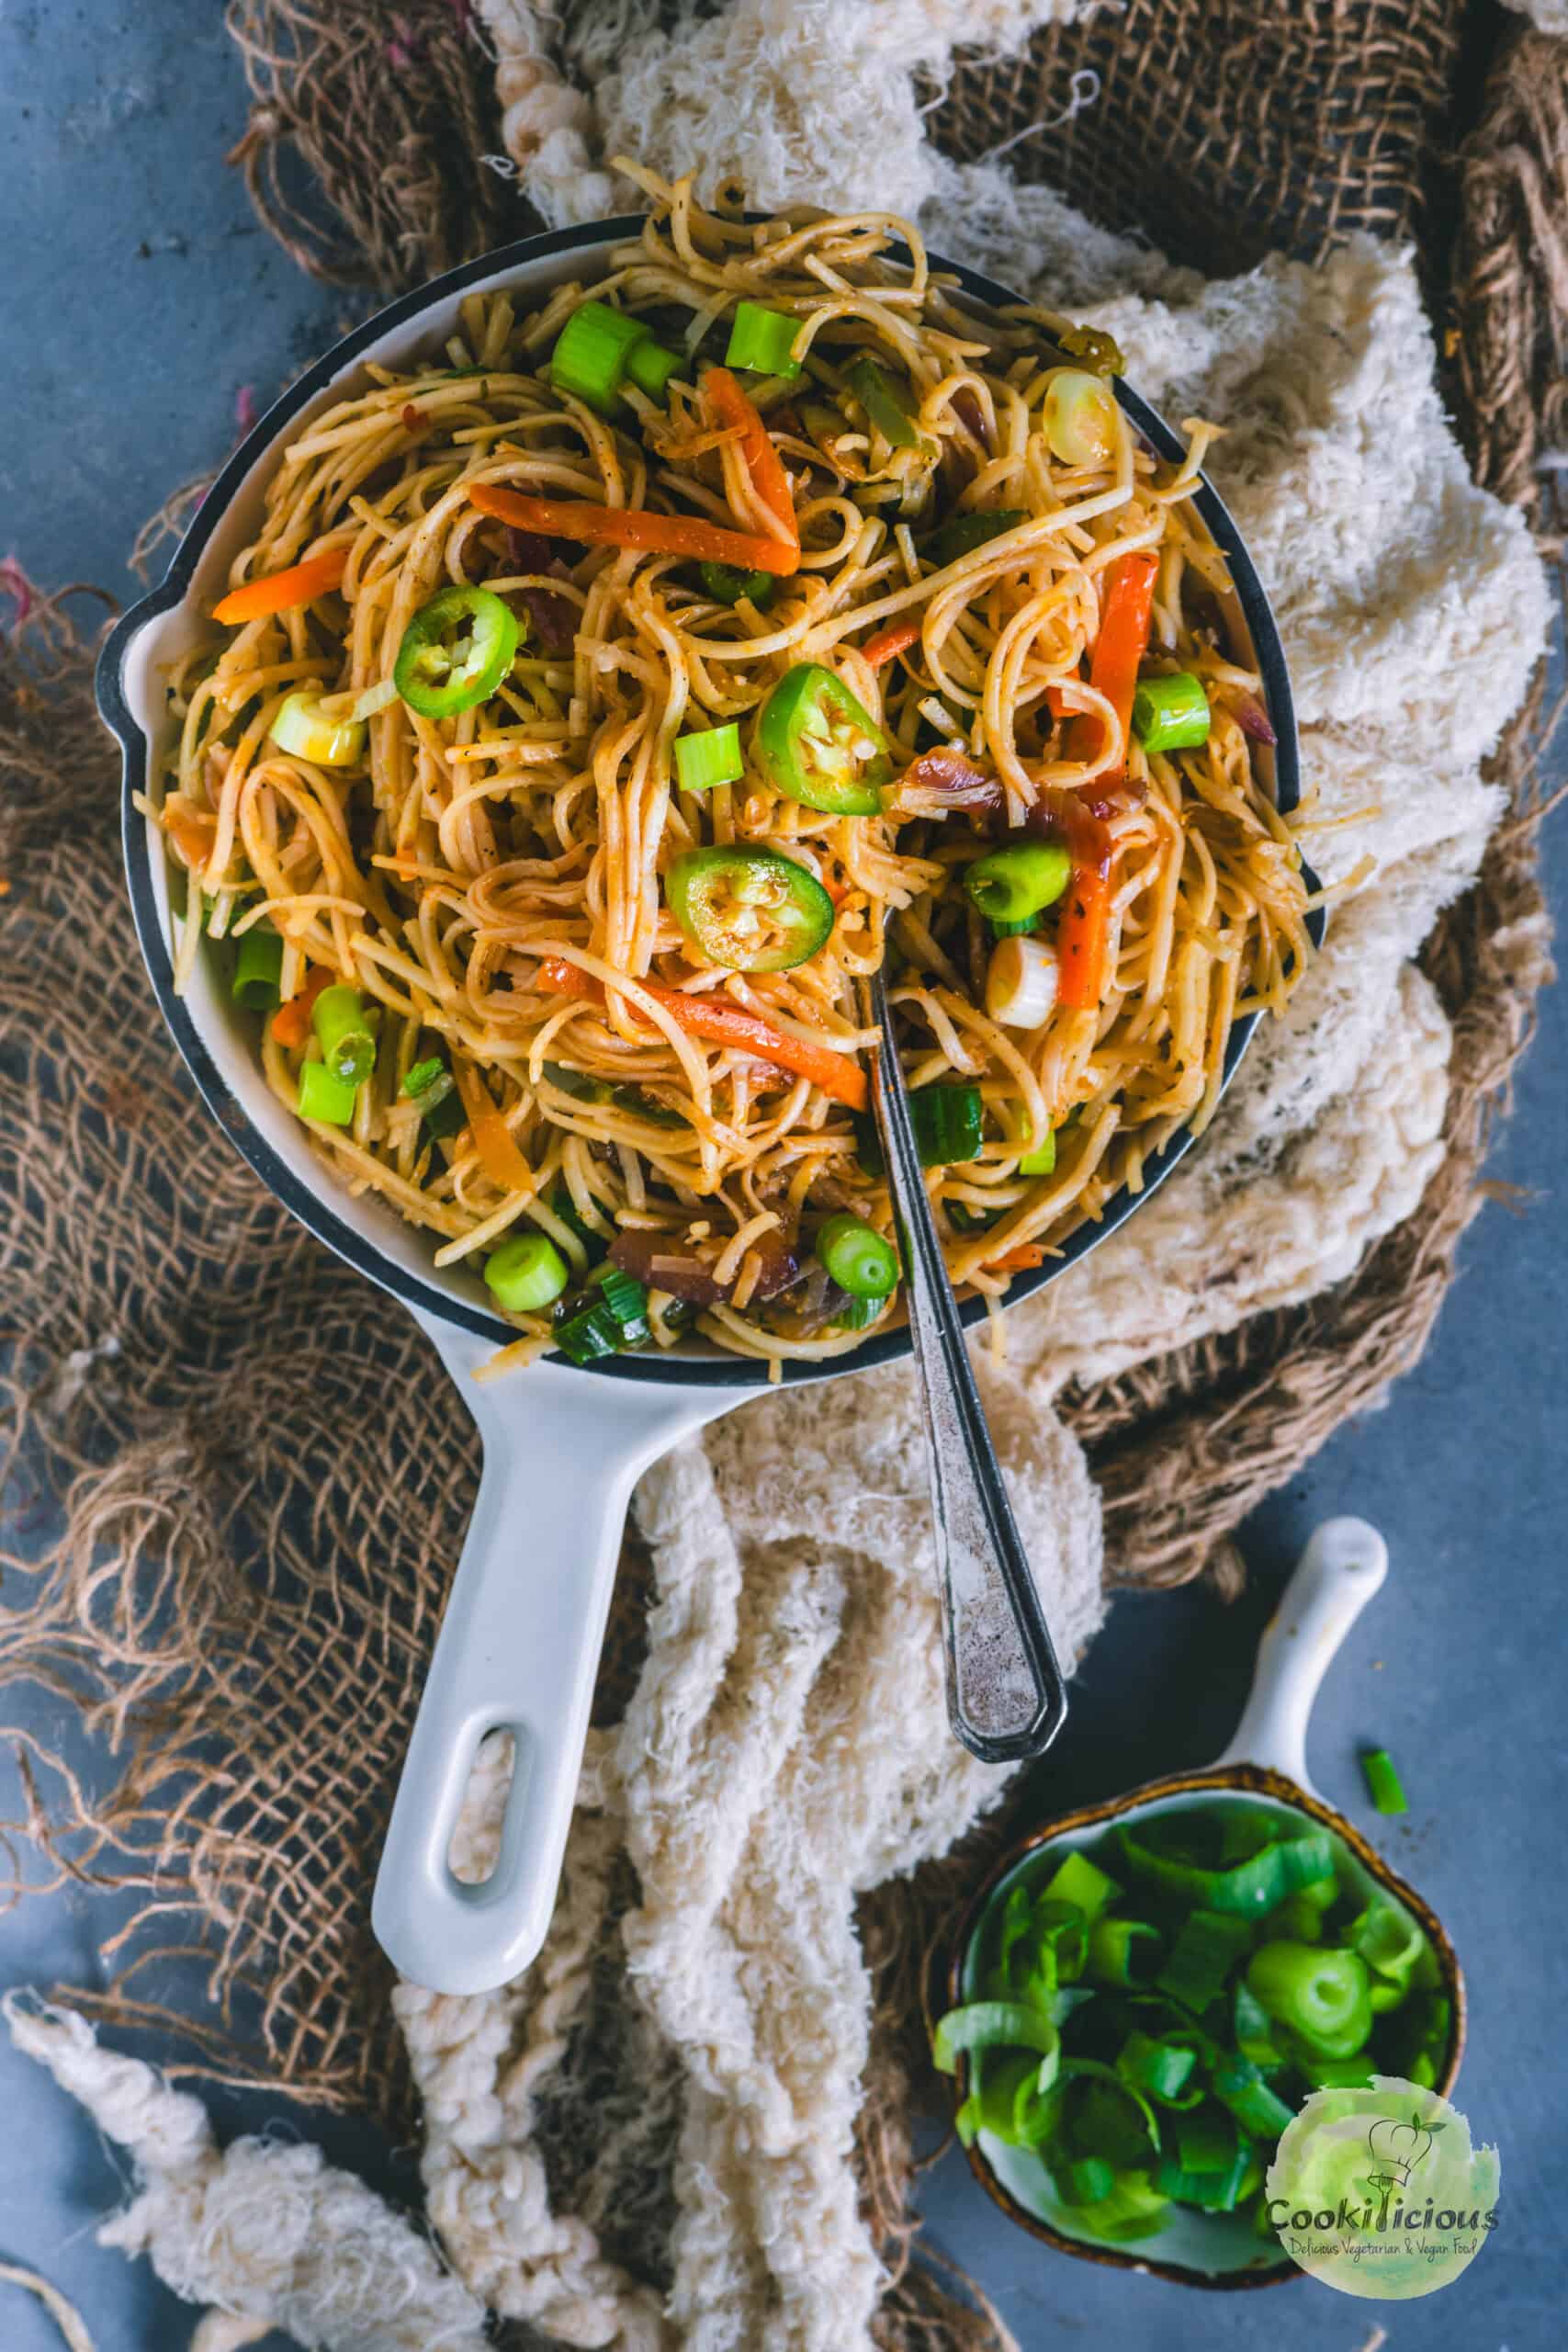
[3, 7, 1566, 2351]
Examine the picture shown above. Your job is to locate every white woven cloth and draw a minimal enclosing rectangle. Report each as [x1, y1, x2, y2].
[14, 4, 1552, 2348]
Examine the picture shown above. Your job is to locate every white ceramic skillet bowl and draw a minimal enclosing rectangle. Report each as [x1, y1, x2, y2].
[98, 218, 1313, 1997]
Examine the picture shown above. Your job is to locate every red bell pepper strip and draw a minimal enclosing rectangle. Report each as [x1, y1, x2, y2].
[271, 967, 334, 1048]
[536, 956, 867, 1112]
[213, 546, 350, 626]
[703, 367, 798, 550]
[862, 617, 923, 669]
[1070, 548, 1158, 786]
[468, 483, 800, 578]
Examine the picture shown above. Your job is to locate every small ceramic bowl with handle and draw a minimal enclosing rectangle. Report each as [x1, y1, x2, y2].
[939, 1517, 1464, 2288]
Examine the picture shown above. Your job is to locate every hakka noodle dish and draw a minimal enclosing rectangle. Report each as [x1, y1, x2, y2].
[147, 164, 1313, 1377]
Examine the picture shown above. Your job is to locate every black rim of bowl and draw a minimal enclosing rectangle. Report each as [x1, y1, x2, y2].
[100, 215, 1320, 1389]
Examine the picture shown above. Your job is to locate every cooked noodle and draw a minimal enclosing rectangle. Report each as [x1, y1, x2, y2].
[145, 166, 1311, 1374]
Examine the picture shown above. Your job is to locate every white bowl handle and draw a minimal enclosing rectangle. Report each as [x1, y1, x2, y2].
[372, 1311, 746, 1994]
[1213, 1516, 1388, 1795]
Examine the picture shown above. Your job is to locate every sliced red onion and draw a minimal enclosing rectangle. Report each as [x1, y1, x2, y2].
[1231, 694, 1278, 747]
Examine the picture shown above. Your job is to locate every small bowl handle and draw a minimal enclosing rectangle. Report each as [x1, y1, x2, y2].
[1213, 1516, 1388, 1794]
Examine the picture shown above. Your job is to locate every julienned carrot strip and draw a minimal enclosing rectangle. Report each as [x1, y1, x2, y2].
[271, 967, 334, 1048]
[536, 957, 868, 1113]
[862, 618, 923, 669]
[1057, 860, 1113, 1011]
[702, 367, 798, 548]
[212, 546, 349, 626]
[454, 1061, 535, 1194]
[989, 1244, 1046, 1272]
[468, 482, 800, 578]
[1070, 549, 1158, 784]
[163, 799, 217, 871]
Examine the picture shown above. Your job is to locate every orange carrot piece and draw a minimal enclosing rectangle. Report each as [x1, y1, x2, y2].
[862, 618, 923, 669]
[271, 967, 334, 1048]
[467, 482, 801, 578]
[1056, 860, 1113, 1011]
[1070, 549, 1158, 785]
[988, 1243, 1046, 1273]
[454, 1061, 535, 1194]
[702, 367, 798, 547]
[163, 799, 217, 871]
[536, 956, 868, 1112]
[212, 546, 350, 627]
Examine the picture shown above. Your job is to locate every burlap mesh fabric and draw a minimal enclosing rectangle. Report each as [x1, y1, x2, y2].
[3, 0, 1564, 2340]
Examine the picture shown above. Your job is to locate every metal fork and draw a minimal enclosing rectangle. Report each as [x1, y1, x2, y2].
[863, 967, 1068, 1763]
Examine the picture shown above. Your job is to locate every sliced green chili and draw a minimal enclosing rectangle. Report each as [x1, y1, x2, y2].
[394, 584, 520, 719]
[756, 662, 890, 816]
[964, 841, 1072, 926]
[666, 844, 834, 974]
[232, 926, 284, 1010]
[846, 356, 920, 449]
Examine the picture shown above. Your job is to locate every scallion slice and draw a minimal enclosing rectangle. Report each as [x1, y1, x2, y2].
[1360, 1746, 1407, 1815]
[297, 1058, 359, 1126]
[725, 300, 803, 379]
[312, 984, 375, 1087]
[815, 1214, 899, 1300]
[625, 334, 682, 401]
[485, 1232, 569, 1313]
[673, 722, 743, 793]
[846, 356, 920, 450]
[550, 300, 650, 413]
[1131, 672, 1211, 754]
[231, 926, 284, 1010]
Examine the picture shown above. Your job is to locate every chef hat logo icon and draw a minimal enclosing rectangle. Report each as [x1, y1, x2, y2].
[1366, 2108, 1443, 2188]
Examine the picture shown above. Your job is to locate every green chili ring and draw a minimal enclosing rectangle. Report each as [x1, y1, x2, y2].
[393, 583, 520, 719]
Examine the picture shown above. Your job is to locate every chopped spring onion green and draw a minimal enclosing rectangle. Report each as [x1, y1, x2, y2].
[986, 933, 1061, 1030]
[1156, 1909, 1254, 2013]
[1041, 1849, 1121, 1922]
[673, 722, 744, 793]
[550, 300, 660, 413]
[724, 300, 803, 379]
[699, 560, 777, 608]
[551, 1263, 650, 1365]
[987, 914, 1039, 939]
[297, 1058, 359, 1126]
[934, 1796, 1445, 2248]
[231, 926, 284, 1010]
[1132, 671, 1212, 754]
[624, 334, 682, 401]
[833, 1295, 889, 1332]
[401, 1054, 465, 1137]
[845, 356, 920, 449]
[924, 508, 1027, 569]
[589, 1263, 652, 1342]
[815, 1213, 899, 1300]
[1019, 1130, 1056, 1176]
[1245, 1942, 1372, 2056]
[1360, 1746, 1408, 1815]
[852, 1081, 985, 1173]
[485, 1232, 569, 1313]
[1087, 1916, 1161, 1986]
[312, 984, 375, 1087]
[964, 841, 1072, 927]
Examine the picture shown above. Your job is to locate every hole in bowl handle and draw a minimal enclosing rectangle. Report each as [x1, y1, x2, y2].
[1213, 1516, 1388, 1793]
[372, 1319, 743, 1993]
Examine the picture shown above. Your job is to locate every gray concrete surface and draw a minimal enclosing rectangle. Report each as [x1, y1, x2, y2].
[2, 8, 1562, 2346]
